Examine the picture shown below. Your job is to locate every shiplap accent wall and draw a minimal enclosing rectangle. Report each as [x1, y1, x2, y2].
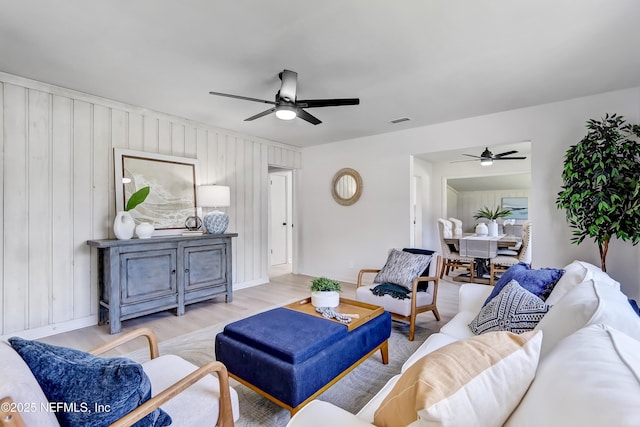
[0, 73, 301, 338]
[454, 189, 530, 233]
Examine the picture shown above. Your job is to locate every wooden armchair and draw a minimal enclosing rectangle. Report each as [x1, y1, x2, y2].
[355, 255, 442, 341]
[0, 327, 238, 427]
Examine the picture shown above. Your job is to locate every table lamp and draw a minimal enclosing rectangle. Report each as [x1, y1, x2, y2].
[197, 185, 230, 234]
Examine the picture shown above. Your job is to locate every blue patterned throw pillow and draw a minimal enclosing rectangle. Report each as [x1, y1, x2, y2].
[8, 337, 171, 427]
[470, 280, 551, 334]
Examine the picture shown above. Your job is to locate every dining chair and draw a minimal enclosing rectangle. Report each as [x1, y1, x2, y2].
[448, 217, 463, 237]
[489, 221, 532, 285]
[437, 219, 475, 282]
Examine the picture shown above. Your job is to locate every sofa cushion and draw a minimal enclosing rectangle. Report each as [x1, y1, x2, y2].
[469, 280, 551, 334]
[373, 330, 542, 427]
[484, 263, 564, 306]
[534, 278, 640, 359]
[506, 324, 640, 427]
[373, 249, 432, 290]
[545, 260, 618, 305]
[8, 337, 171, 427]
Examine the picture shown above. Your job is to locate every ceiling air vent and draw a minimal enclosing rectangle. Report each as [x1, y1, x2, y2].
[390, 117, 411, 124]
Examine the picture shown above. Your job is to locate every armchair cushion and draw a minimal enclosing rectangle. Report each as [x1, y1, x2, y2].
[373, 249, 432, 290]
[469, 280, 551, 334]
[484, 262, 564, 306]
[8, 337, 171, 427]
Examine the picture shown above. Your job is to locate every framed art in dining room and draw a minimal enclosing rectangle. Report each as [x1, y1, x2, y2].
[502, 197, 528, 220]
[114, 148, 199, 235]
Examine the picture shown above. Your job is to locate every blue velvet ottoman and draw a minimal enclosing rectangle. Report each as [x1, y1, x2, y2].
[215, 306, 391, 413]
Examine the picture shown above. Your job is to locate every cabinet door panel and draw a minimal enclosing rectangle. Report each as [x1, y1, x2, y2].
[121, 249, 178, 304]
[184, 244, 226, 291]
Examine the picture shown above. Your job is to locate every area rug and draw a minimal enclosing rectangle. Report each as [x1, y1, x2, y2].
[124, 312, 444, 427]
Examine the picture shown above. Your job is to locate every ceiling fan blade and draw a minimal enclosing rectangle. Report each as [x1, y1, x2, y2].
[494, 150, 518, 158]
[450, 159, 479, 163]
[297, 98, 360, 108]
[461, 153, 482, 159]
[278, 70, 298, 102]
[494, 156, 527, 160]
[296, 108, 322, 125]
[244, 107, 277, 121]
[209, 91, 276, 105]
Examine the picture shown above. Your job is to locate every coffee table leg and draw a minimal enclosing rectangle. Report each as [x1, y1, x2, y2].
[380, 340, 389, 364]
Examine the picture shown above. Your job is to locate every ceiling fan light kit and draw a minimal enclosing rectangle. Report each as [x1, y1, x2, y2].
[275, 105, 297, 120]
[209, 69, 359, 125]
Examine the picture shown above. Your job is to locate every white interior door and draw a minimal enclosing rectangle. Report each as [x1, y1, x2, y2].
[412, 176, 423, 248]
[270, 173, 288, 265]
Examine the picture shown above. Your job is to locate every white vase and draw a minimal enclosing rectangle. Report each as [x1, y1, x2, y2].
[311, 291, 340, 308]
[135, 222, 155, 239]
[113, 211, 135, 240]
[487, 220, 499, 237]
[475, 222, 488, 236]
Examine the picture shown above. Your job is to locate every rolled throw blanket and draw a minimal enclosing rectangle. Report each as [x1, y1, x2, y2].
[370, 282, 411, 300]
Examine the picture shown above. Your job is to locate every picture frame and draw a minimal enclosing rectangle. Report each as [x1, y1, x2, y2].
[501, 197, 529, 220]
[114, 148, 199, 235]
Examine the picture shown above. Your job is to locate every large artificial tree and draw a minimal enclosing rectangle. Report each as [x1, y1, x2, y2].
[556, 114, 640, 272]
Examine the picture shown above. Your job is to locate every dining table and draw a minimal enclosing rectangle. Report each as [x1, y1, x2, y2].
[443, 233, 522, 281]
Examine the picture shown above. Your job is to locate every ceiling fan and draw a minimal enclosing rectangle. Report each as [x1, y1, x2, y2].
[453, 147, 527, 166]
[208, 69, 359, 125]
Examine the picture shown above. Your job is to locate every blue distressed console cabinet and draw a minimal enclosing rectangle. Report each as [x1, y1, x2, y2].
[87, 233, 237, 334]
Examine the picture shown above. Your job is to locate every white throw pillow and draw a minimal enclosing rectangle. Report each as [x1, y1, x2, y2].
[373, 330, 542, 427]
[534, 278, 640, 359]
[546, 260, 621, 306]
[506, 324, 640, 427]
[544, 260, 591, 305]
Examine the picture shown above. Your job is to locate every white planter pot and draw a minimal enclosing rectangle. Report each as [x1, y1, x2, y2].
[487, 220, 499, 237]
[113, 211, 135, 240]
[311, 291, 340, 308]
[475, 222, 488, 236]
[135, 222, 155, 239]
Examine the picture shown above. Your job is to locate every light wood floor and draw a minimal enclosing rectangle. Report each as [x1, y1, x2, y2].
[39, 268, 463, 355]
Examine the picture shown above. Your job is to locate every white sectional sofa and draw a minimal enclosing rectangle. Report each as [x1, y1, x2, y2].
[287, 260, 640, 427]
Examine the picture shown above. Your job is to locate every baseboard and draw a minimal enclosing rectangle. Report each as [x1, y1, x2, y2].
[0, 315, 99, 341]
[234, 277, 269, 290]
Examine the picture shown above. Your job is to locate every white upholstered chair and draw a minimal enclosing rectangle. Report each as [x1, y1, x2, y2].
[437, 219, 475, 282]
[448, 217, 463, 237]
[355, 253, 442, 341]
[489, 221, 532, 285]
[0, 327, 239, 427]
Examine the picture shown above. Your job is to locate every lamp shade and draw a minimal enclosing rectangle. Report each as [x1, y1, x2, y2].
[197, 185, 230, 208]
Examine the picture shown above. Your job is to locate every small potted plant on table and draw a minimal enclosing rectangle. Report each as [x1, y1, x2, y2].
[310, 277, 342, 308]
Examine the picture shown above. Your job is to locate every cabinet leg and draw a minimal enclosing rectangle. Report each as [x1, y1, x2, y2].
[109, 318, 121, 335]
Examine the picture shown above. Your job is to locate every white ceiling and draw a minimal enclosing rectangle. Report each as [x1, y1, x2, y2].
[2, 1, 640, 148]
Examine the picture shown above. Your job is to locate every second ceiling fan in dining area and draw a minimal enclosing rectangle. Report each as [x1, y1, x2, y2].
[453, 147, 527, 166]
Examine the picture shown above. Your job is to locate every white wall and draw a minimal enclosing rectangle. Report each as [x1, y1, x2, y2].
[299, 87, 640, 300]
[0, 72, 301, 338]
